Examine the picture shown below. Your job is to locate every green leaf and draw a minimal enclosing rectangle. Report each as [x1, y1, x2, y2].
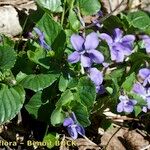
[111, 68, 125, 79]
[122, 73, 136, 92]
[67, 78, 78, 89]
[0, 84, 25, 124]
[36, 0, 62, 12]
[72, 102, 90, 127]
[134, 106, 142, 116]
[27, 48, 50, 69]
[103, 16, 123, 31]
[25, 91, 44, 118]
[16, 72, 28, 83]
[106, 87, 113, 94]
[43, 133, 59, 149]
[130, 52, 150, 62]
[0, 45, 17, 70]
[51, 108, 65, 126]
[78, 0, 101, 16]
[58, 74, 69, 92]
[127, 11, 150, 30]
[20, 74, 59, 92]
[68, 9, 80, 31]
[0, 35, 15, 47]
[56, 90, 74, 108]
[111, 78, 120, 98]
[129, 92, 146, 106]
[36, 13, 66, 57]
[77, 77, 96, 112]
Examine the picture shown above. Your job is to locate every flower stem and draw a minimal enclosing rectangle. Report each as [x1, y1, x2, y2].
[80, 64, 85, 74]
[61, 0, 67, 26]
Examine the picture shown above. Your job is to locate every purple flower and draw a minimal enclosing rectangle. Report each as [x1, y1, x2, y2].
[92, 10, 103, 28]
[138, 68, 150, 86]
[68, 32, 104, 67]
[63, 112, 85, 139]
[117, 95, 137, 113]
[33, 27, 51, 50]
[140, 35, 150, 54]
[87, 67, 105, 94]
[133, 82, 150, 112]
[99, 28, 135, 62]
[92, 20, 101, 28]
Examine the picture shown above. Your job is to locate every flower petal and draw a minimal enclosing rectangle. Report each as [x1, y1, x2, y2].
[33, 27, 43, 37]
[102, 62, 109, 68]
[142, 106, 147, 112]
[67, 125, 78, 139]
[110, 46, 125, 62]
[71, 112, 77, 122]
[138, 68, 150, 79]
[88, 49, 104, 64]
[63, 118, 74, 127]
[143, 38, 150, 53]
[131, 100, 137, 105]
[144, 44, 150, 53]
[124, 104, 134, 113]
[122, 44, 133, 56]
[124, 100, 136, 113]
[71, 34, 84, 51]
[84, 32, 99, 50]
[147, 100, 150, 109]
[43, 41, 51, 50]
[132, 82, 146, 95]
[76, 125, 85, 136]
[113, 28, 123, 42]
[68, 51, 80, 64]
[88, 67, 103, 85]
[119, 95, 128, 101]
[143, 75, 150, 86]
[117, 102, 123, 112]
[122, 35, 135, 43]
[80, 55, 92, 67]
[96, 85, 105, 94]
[140, 35, 150, 53]
[99, 33, 113, 44]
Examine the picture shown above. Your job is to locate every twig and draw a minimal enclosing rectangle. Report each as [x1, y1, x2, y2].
[60, 134, 66, 150]
[102, 126, 122, 150]
[82, 0, 124, 30]
[82, 135, 98, 146]
[108, 0, 113, 12]
[103, 110, 139, 122]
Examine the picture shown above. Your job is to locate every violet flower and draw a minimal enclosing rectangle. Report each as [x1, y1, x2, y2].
[33, 27, 51, 50]
[92, 10, 103, 28]
[133, 82, 150, 112]
[87, 67, 105, 94]
[117, 95, 137, 113]
[140, 35, 150, 54]
[99, 28, 135, 62]
[68, 32, 104, 67]
[138, 68, 150, 86]
[63, 112, 85, 139]
[92, 20, 101, 28]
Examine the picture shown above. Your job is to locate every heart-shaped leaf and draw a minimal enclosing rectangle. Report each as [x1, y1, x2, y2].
[0, 84, 25, 124]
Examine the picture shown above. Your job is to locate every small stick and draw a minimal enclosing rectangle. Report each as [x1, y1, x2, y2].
[82, 135, 98, 146]
[102, 126, 122, 150]
[60, 135, 66, 150]
[81, 0, 124, 30]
